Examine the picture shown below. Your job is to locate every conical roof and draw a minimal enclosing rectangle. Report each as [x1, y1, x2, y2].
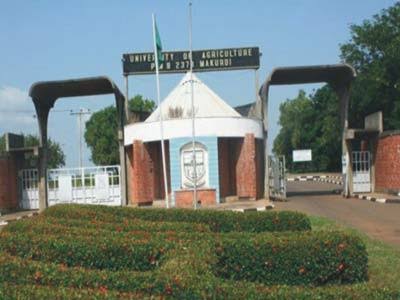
[145, 72, 241, 122]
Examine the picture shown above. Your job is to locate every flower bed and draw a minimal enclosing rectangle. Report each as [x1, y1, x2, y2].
[0, 204, 377, 299]
[0, 231, 171, 271]
[44, 204, 312, 232]
[214, 231, 368, 285]
[6, 216, 210, 234]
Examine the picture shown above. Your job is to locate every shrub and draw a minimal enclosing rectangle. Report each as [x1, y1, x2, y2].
[0, 283, 150, 300]
[5, 215, 210, 234]
[214, 231, 368, 285]
[0, 252, 159, 293]
[203, 280, 400, 300]
[0, 205, 374, 299]
[0, 231, 172, 272]
[44, 204, 311, 232]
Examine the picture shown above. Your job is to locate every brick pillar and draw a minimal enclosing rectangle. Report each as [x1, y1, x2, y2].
[218, 138, 230, 198]
[0, 157, 18, 210]
[236, 134, 257, 199]
[375, 134, 400, 192]
[131, 140, 154, 205]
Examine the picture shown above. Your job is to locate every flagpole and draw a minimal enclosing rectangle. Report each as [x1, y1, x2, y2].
[152, 14, 170, 209]
[189, 1, 197, 209]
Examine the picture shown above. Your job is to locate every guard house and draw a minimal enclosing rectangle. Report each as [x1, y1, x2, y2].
[124, 72, 264, 207]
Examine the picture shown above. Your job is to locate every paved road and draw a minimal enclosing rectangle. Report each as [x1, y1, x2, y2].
[275, 181, 400, 248]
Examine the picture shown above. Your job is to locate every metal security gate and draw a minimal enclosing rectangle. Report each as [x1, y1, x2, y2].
[268, 155, 287, 199]
[352, 151, 371, 193]
[19, 165, 121, 209]
[19, 169, 39, 209]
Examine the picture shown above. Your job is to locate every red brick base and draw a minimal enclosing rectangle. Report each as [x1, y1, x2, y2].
[175, 189, 216, 208]
[375, 133, 400, 192]
[0, 156, 18, 210]
[130, 140, 170, 206]
[218, 134, 264, 200]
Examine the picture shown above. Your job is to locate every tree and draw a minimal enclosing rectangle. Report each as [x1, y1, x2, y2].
[273, 2, 400, 172]
[129, 94, 156, 112]
[0, 134, 65, 168]
[273, 90, 317, 172]
[0, 136, 5, 155]
[273, 88, 342, 173]
[85, 95, 155, 165]
[340, 2, 400, 129]
[85, 106, 119, 165]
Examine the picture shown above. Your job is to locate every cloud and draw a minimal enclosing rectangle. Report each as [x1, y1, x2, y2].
[0, 86, 36, 133]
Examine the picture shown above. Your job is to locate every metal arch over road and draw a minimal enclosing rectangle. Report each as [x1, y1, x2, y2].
[29, 76, 127, 211]
[259, 64, 357, 199]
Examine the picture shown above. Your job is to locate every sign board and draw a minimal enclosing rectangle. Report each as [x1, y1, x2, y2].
[5, 133, 24, 152]
[293, 149, 312, 162]
[122, 47, 260, 75]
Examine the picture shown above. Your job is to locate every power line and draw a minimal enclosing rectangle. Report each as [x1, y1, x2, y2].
[0, 109, 74, 113]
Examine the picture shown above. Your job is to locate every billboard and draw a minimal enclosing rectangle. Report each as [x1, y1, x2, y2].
[293, 149, 312, 162]
[123, 47, 260, 75]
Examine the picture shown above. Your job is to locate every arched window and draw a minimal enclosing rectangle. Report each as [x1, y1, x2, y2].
[180, 142, 208, 188]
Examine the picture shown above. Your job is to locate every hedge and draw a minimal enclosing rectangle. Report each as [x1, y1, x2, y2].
[0, 283, 150, 300]
[1, 282, 397, 300]
[214, 231, 368, 285]
[0, 231, 172, 272]
[0, 237, 219, 299]
[0, 205, 374, 299]
[5, 215, 210, 235]
[202, 280, 400, 300]
[44, 204, 311, 232]
[0, 252, 165, 294]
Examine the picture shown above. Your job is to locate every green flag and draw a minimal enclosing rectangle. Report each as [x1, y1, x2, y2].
[155, 22, 164, 65]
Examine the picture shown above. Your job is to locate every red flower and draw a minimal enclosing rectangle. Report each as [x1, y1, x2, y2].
[165, 285, 173, 295]
[58, 263, 67, 271]
[99, 286, 108, 294]
[148, 255, 157, 265]
[173, 276, 181, 285]
[34, 271, 42, 282]
[337, 263, 345, 272]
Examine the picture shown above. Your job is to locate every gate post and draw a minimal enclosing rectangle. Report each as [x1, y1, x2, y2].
[337, 83, 352, 197]
[259, 81, 270, 200]
[34, 103, 51, 211]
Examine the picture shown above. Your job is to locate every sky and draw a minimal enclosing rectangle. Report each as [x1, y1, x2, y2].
[0, 0, 397, 167]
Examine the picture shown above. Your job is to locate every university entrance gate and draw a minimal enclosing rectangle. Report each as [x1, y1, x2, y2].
[19, 165, 121, 209]
[259, 65, 357, 199]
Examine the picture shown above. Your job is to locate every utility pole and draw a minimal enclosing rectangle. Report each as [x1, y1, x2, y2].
[70, 108, 91, 168]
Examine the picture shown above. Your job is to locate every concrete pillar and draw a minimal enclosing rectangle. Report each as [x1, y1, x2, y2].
[336, 84, 352, 197]
[35, 104, 50, 212]
[260, 83, 270, 200]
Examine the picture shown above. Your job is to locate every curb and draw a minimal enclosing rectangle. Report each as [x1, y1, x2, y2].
[287, 175, 343, 185]
[231, 204, 275, 213]
[0, 211, 39, 224]
[352, 194, 400, 204]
